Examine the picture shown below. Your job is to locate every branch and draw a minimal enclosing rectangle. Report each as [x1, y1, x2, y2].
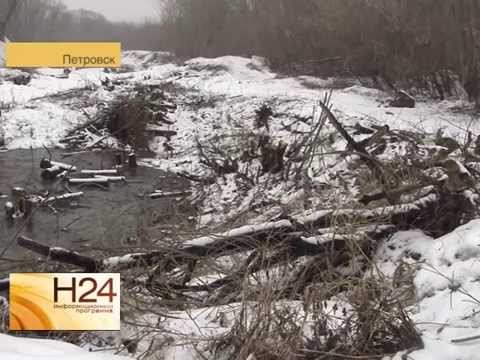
[0, 0, 17, 39]
[17, 236, 100, 272]
[318, 99, 389, 186]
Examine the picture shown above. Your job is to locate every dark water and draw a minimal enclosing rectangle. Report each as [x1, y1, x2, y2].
[0, 149, 191, 271]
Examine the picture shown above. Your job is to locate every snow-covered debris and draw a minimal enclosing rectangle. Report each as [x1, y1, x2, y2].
[2, 51, 480, 360]
[185, 219, 292, 246]
[121, 50, 175, 71]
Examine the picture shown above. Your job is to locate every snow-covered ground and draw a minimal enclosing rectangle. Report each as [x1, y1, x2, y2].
[379, 222, 480, 360]
[1, 51, 480, 359]
[0, 334, 126, 360]
[1, 53, 475, 150]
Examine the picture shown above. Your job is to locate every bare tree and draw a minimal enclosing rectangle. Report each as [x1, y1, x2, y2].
[0, 0, 17, 39]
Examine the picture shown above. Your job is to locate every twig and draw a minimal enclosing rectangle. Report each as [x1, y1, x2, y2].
[318, 97, 390, 187]
[451, 334, 480, 343]
[43, 145, 52, 162]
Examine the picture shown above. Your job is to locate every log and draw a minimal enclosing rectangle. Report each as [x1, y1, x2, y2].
[44, 192, 84, 203]
[81, 169, 118, 175]
[15, 191, 460, 279]
[359, 184, 435, 205]
[18, 224, 353, 276]
[41, 166, 65, 180]
[59, 135, 85, 143]
[68, 178, 110, 185]
[94, 175, 126, 182]
[17, 236, 100, 271]
[102, 221, 393, 272]
[23, 196, 35, 219]
[295, 193, 439, 230]
[12, 187, 26, 213]
[5, 201, 14, 220]
[146, 129, 177, 138]
[40, 159, 77, 172]
[102, 220, 295, 270]
[147, 228, 388, 303]
[100, 193, 445, 271]
[84, 134, 112, 149]
[149, 191, 192, 199]
[115, 152, 123, 165]
[128, 153, 137, 168]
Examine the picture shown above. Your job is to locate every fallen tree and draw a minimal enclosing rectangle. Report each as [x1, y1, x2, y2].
[12, 185, 473, 305]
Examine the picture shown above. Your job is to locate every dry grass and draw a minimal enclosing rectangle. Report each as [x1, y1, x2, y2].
[205, 227, 422, 360]
[211, 270, 422, 360]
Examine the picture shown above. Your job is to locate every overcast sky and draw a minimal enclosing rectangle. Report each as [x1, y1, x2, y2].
[58, 0, 160, 23]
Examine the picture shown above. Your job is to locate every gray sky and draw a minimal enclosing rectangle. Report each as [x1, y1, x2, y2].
[58, 0, 160, 23]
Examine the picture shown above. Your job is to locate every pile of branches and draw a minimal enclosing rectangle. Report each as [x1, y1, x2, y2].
[7, 96, 480, 358]
[19, 98, 478, 297]
[213, 277, 422, 359]
[103, 84, 177, 149]
[60, 83, 177, 151]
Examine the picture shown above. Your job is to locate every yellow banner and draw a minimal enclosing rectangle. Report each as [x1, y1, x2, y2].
[6, 42, 121, 68]
[9, 273, 121, 331]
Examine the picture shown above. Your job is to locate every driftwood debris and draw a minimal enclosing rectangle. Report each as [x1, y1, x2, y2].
[128, 152, 137, 168]
[4, 201, 13, 220]
[81, 169, 118, 175]
[40, 158, 77, 172]
[16, 221, 389, 272]
[149, 190, 192, 199]
[17, 235, 100, 272]
[41, 166, 65, 179]
[13, 178, 475, 306]
[94, 175, 126, 182]
[44, 192, 84, 203]
[11, 187, 26, 213]
[68, 178, 110, 186]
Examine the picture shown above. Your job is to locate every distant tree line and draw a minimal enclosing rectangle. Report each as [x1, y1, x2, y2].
[156, 0, 480, 100]
[3, 0, 480, 100]
[0, 0, 162, 51]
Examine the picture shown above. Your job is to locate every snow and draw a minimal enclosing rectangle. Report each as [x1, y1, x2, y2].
[0, 334, 127, 360]
[3, 103, 85, 148]
[294, 193, 438, 227]
[184, 219, 292, 246]
[0, 51, 476, 154]
[377, 220, 480, 359]
[2, 51, 480, 359]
